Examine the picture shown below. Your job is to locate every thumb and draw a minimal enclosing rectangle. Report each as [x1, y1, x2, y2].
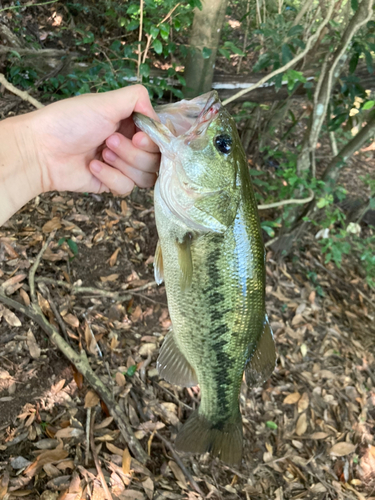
[99, 84, 159, 123]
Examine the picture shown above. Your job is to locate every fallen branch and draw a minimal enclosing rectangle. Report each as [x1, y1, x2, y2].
[0, 0, 59, 12]
[0, 73, 44, 110]
[222, 0, 336, 106]
[257, 190, 314, 210]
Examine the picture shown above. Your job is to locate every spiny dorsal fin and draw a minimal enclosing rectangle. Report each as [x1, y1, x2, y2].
[157, 330, 198, 387]
[176, 233, 193, 292]
[245, 317, 276, 387]
[154, 240, 164, 285]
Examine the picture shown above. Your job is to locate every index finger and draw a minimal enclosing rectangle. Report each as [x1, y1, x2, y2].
[132, 131, 160, 153]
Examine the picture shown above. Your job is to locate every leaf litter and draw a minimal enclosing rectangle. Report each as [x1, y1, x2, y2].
[0, 188, 374, 499]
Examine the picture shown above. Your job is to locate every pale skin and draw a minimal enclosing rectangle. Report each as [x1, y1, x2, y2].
[0, 84, 160, 226]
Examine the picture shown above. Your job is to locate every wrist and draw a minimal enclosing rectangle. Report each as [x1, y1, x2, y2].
[0, 112, 43, 225]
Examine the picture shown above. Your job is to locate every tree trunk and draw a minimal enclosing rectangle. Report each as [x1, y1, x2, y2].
[183, 0, 228, 98]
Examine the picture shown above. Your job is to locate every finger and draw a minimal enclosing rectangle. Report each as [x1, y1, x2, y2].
[89, 160, 135, 195]
[102, 149, 157, 188]
[100, 84, 159, 123]
[132, 131, 160, 153]
[106, 133, 160, 173]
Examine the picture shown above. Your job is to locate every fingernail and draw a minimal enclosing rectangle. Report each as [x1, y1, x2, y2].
[104, 149, 117, 162]
[138, 136, 149, 147]
[107, 134, 120, 148]
[90, 162, 102, 174]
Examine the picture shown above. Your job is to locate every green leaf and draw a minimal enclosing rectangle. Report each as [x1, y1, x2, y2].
[349, 52, 359, 74]
[281, 43, 293, 65]
[153, 39, 163, 55]
[253, 53, 271, 72]
[127, 20, 139, 31]
[369, 198, 375, 209]
[126, 365, 137, 377]
[262, 225, 275, 237]
[58, 237, 66, 246]
[110, 40, 121, 51]
[67, 239, 78, 256]
[362, 100, 375, 110]
[266, 421, 278, 430]
[364, 50, 373, 74]
[150, 26, 159, 38]
[160, 23, 170, 41]
[351, 0, 358, 11]
[202, 47, 212, 59]
[174, 19, 181, 31]
[177, 74, 186, 86]
[287, 25, 303, 37]
[139, 63, 150, 77]
[224, 41, 245, 56]
[127, 4, 139, 14]
[218, 48, 230, 60]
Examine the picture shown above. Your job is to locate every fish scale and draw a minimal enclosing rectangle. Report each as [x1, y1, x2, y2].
[133, 91, 276, 465]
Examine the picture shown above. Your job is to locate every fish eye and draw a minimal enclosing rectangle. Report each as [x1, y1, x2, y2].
[214, 134, 232, 154]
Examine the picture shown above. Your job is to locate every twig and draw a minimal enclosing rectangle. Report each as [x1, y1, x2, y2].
[38, 282, 70, 344]
[29, 231, 56, 303]
[154, 432, 205, 497]
[0, 0, 58, 12]
[142, 3, 181, 64]
[222, 1, 336, 106]
[90, 410, 114, 500]
[257, 190, 314, 210]
[0, 73, 44, 110]
[137, 0, 144, 82]
[86, 407, 91, 466]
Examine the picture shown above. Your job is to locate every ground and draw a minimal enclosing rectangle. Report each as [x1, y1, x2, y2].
[0, 94, 375, 500]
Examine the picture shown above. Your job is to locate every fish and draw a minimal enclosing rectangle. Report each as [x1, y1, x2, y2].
[133, 91, 276, 465]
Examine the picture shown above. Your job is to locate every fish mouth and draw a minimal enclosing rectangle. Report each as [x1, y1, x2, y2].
[156, 91, 221, 138]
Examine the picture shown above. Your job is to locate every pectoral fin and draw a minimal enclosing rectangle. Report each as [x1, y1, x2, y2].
[176, 233, 193, 292]
[157, 330, 198, 387]
[154, 240, 164, 285]
[245, 318, 276, 387]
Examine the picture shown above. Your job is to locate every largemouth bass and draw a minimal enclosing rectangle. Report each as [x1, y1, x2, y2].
[133, 91, 276, 465]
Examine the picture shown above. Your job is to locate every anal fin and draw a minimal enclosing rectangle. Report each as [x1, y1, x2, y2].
[245, 317, 276, 387]
[154, 240, 164, 285]
[157, 331, 198, 387]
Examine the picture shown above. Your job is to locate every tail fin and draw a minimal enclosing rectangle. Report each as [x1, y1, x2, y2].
[174, 410, 243, 465]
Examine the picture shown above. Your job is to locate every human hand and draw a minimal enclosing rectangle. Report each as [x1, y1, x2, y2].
[28, 84, 160, 195]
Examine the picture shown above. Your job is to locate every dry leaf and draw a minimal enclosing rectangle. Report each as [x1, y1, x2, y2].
[115, 372, 126, 387]
[42, 217, 62, 233]
[2, 307, 21, 327]
[55, 427, 84, 439]
[1, 274, 26, 295]
[142, 477, 154, 500]
[84, 390, 100, 409]
[95, 417, 114, 430]
[62, 313, 79, 328]
[310, 432, 329, 440]
[19, 288, 30, 306]
[169, 461, 188, 489]
[106, 442, 124, 456]
[295, 412, 308, 436]
[109, 248, 121, 267]
[0, 471, 9, 500]
[283, 392, 301, 405]
[330, 442, 357, 457]
[121, 490, 144, 499]
[131, 305, 143, 323]
[100, 274, 119, 282]
[122, 447, 131, 475]
[297, 392, 309, 412]
[24, 449, 69, 478]
[26, 329, 41, 359]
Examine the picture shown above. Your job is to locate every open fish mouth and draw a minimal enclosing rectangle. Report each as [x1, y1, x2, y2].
[155, 90, 221, 137]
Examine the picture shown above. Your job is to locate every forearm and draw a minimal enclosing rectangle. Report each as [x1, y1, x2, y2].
[0, 113, 42, 225]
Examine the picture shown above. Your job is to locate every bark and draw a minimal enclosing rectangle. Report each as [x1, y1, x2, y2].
[183, 0, 228, 97]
